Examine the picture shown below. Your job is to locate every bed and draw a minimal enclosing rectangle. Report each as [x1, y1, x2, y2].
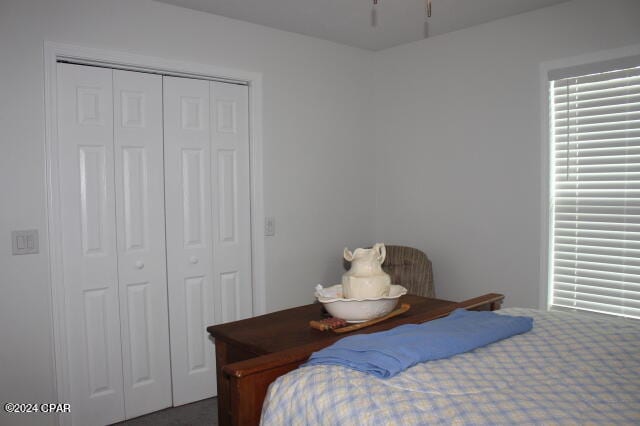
[260, 308, 640, 425]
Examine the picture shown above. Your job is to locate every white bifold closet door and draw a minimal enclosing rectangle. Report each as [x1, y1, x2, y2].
[58, 63, 171, 425]
[58, 63, 124, 426]
[112, 69, 172, 418]
[57, 63, 253, 424]
[163, 77, 253, 405]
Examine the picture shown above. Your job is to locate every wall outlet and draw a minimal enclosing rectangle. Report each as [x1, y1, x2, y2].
[265, 216, 276, 236]
[12, 229, 39, 255]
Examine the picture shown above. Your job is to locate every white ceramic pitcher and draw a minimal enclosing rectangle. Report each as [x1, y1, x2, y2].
[342, 243, 391, 299]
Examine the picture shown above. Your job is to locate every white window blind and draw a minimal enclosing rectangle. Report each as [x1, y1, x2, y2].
[550, 63, 640, 320]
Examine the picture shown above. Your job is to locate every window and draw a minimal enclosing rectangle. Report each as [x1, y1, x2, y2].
[549, 60, 640, 320]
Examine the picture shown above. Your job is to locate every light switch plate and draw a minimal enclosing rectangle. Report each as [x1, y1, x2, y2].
[265, 216, 276, 236]
[12, 229, 39, 255]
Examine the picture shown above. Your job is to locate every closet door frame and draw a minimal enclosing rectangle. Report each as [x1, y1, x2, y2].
[44, 42, 266, 426]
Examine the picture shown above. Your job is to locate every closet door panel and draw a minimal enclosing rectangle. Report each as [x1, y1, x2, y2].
[163, 76, 217, 405]
[113, 69, 172, 418]
[57, 63, 124, 426]
[210, 82, 253, 323]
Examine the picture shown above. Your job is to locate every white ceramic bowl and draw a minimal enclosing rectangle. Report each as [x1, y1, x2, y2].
[315, 284, 407, 323]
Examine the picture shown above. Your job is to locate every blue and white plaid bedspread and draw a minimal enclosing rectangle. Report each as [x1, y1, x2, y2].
[260, 308, 640, 425]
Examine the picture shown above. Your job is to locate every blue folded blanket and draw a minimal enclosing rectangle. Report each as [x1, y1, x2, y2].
[305, 308, 533, 378]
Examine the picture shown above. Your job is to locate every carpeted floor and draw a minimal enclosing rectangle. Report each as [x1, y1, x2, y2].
[114, 398, 217, 425]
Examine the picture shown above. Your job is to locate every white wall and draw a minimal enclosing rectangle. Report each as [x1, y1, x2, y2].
[4, 0, 640, 424]
[372, 0, 640, 308]
[0, 1, 375, 424]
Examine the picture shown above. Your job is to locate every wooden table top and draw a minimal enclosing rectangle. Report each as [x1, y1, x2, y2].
[207, 295, 457, 356]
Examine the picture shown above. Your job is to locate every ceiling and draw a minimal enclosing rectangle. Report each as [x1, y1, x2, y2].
[156, 0, 571, 51]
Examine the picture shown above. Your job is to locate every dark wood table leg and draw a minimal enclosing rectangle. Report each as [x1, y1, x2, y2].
[215, 340, 231, 426]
